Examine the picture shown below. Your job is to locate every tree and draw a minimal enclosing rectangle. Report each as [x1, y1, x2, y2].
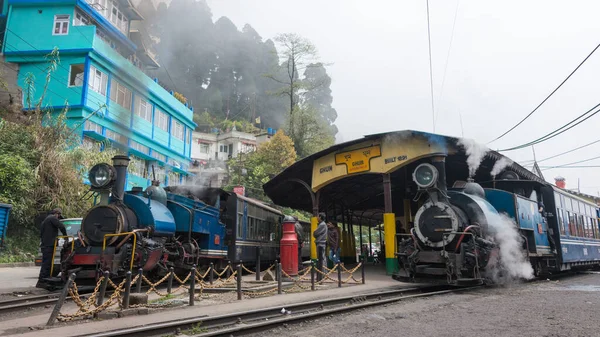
[303, 63, 338, 135]
[226, 130, 296, 201]
[286, 106, 335, 158]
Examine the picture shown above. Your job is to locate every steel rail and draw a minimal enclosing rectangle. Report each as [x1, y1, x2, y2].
[86, 285, 479, 337]
[0, 294, 60, 313]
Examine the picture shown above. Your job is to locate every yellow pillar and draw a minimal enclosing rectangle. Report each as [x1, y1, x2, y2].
[310, 216, 317, 260]
[384, 212, 397, 274]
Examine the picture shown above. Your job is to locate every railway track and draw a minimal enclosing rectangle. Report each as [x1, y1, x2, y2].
[0, 293, 61, 314]
[85, 285, 479, 337]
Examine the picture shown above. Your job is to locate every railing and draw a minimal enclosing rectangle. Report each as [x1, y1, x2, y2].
[50, 236, 75, 276]
[102, 229, 149, 271]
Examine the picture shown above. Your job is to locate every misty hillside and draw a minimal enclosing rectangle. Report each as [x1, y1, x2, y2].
[134, 0, 337, 136]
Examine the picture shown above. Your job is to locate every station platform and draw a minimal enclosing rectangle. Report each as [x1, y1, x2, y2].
[1, 264, 411, 337]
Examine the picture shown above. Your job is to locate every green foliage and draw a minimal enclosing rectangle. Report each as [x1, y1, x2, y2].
[286, 106, 335, 158]
[226, 131, 296, 201]
[0, 50, 118, 258]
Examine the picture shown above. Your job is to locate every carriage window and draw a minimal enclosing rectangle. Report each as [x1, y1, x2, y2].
[554, 192, 562, 208]
[237, 213, 243, 238]
[584, 217, 592, 238]
[557, 208, 565, 235]
[594, 219, 599, 239]
[567, 211, 575, 236]
[576, 215, 584, 237]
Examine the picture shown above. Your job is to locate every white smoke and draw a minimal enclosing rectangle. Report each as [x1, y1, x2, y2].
[485, 212, 534, 283]
[458, 138, 489, 178]
[490, 157, 513, 179]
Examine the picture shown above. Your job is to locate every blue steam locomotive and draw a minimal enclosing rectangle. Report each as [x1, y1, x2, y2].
[395, 160, 600, 285]
[58, 155, 309, 283]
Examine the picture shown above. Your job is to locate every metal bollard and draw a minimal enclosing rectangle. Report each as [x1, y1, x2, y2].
[47, 273, 76, 326]
[255, 246, 261, 281]
[209, 262, 214, 285]
[189, 265, 196, 306]
[361, 257, 366, 284]
[136, 268, 143, 293]
[123, 271, 132, 309]
[226, 261, 232, 279]
[277, 263, 282, 295]
[310, 261, 315, 291]
[337, 262, 342, 288]
[97, 271, 109, 306]
[237, 264, 242, 300]
[167, 267, 174, 294]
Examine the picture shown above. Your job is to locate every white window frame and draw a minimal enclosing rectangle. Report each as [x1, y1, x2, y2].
[74, 10, 90, 26]
[199, 143, 210, 154]
[154, 109, 169, 132]
[88, 66, 108, 95]
[53, 15, 70, 35]
[172, 120, 184, 140]
[110, 80, 132, 111]
[135, 96, 152, 122]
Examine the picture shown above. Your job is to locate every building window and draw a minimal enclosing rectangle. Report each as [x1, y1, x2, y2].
[172, 120, 184, 140]
[110, 80, 132, 110]
[151, 151, 166, 162]
[74, 10, 90, 26]
[154, 109, 168, 132]
[186, 128, 191, 145]
[199, 143, 210, 154]
[53, 15, 70, 35]
[69, 64, 85, 87]
[105, 129, 127, 144]
[130, 140, 149, 155]
[82, 136, 99, 149]
[84, 120, 102, 134]
[129, 156, 147, 177]
[135, 96, 152, 122]
[219, 144, 228, 153]
[88, 66, 108, 95]
[109, 1, 128, 35]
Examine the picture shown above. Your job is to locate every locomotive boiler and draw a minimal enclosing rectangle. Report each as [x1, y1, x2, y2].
[395, 158, 500, 285]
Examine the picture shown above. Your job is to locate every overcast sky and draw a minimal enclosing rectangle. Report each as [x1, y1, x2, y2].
[204, 0, 600, 196]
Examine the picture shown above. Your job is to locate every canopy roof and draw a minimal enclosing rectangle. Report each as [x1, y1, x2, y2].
[263, 130, 545, 226]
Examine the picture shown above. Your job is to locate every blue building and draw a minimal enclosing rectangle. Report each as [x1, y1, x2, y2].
[0, 0, 196, 188]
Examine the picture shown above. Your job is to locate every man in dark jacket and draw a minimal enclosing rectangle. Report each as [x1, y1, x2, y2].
[37, 208, 66, 288]
[293, 216, 304, 267]
[313, 213, 328, 274]
[327, 222, 340, 264]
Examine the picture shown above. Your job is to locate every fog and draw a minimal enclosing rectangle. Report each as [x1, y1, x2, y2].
[177, 0, 600, 195]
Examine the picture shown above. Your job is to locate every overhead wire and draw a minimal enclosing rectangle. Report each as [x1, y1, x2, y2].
[497, 101, 600, 151]
[541, 154, 600, 171]
[426, 0, 436, 132]
[487, 40, 600, 144]
[433, 0, 460, 131]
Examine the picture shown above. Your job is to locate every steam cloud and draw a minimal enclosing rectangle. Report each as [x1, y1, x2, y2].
[458, 138, 489, 178]
[490, 157, 513, 179]
[485, 212, 534, 283]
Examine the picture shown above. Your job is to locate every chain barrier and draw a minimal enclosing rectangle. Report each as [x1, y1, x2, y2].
[50, 260, 365, 323]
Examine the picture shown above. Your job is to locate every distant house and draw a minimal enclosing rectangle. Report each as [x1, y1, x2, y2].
[189, 128, 278, 187]
[0, 0, 196, 189]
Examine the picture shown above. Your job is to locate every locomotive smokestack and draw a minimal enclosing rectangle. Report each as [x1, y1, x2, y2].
[431, 156, 448, 196]
[112, 155, 130, 201]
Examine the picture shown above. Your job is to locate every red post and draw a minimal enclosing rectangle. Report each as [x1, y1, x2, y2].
[280, 216, 298, 277]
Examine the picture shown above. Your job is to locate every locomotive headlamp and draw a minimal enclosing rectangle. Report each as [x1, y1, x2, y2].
[413, 163, 439, 189]
[89, 163, 117, 189]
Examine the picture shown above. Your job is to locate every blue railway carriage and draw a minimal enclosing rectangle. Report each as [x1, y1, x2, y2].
[223, 193, 312, 265]
[483, 180, 600, 274]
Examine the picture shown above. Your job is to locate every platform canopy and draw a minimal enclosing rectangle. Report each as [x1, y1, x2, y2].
[263, 130, 544, 226]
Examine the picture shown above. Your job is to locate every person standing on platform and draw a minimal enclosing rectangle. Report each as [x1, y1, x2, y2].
[313, 213, 328, 274]
[293, 216, 304, 267]
[327, 222, 340, 264]
[37, 208, 66, 288]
